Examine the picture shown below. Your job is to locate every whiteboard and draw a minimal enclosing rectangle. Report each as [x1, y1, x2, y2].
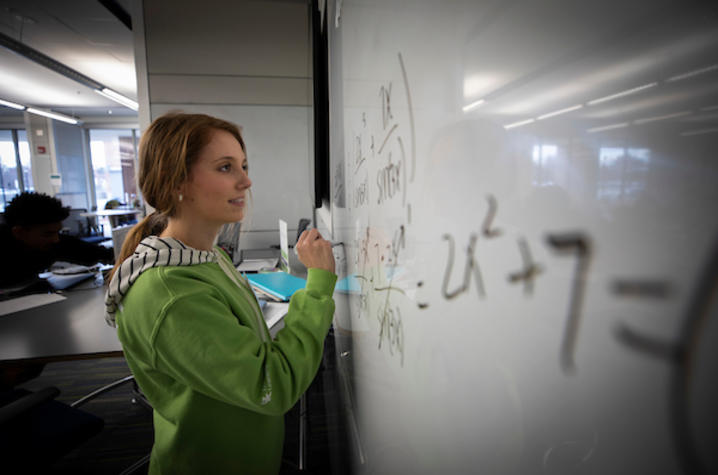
[323, 1, 718, 474]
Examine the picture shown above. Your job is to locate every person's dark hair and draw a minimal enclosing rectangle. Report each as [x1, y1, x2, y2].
[3, 192, 70, 227]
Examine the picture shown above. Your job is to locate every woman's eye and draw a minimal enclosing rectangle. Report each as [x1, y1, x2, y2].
[219, 164, 231, 172]
[242, 163, 249, 172]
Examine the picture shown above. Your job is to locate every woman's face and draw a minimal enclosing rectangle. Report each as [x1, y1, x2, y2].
[179, 129, 252, 226]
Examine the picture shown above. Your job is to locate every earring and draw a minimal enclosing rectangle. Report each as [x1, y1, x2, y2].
[179, 193, 183, 202]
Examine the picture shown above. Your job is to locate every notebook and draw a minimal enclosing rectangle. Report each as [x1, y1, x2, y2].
[245, 271, 306, 302]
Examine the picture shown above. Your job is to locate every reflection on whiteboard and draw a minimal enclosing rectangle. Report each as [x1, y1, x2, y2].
[325, 0, 718, 474]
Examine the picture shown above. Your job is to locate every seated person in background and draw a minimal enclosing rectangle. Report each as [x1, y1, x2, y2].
[0, 192, 114, 291]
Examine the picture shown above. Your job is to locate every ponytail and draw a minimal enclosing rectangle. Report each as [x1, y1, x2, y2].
[108, 211, 168, 281]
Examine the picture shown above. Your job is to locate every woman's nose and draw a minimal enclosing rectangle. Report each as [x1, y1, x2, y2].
[238, 170, 251, 189]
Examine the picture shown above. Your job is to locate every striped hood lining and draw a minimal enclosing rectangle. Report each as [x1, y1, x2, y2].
[104, 236, 216, 327]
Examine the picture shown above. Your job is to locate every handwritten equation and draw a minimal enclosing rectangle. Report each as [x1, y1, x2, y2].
[338, 49, 717, 475]
[342, 52, 693, 381]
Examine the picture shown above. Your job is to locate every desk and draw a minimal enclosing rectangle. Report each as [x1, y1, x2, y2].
[0, 280, 122, 363]
[80, 209, 143, 229]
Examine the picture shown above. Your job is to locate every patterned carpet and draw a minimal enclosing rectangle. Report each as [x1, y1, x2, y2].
[18, 357, 153, 474]
[15, 333, 349, 474]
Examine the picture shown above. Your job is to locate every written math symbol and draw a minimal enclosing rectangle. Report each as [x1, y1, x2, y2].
[507, 237, 544, 295]
[375, 283, 429, 310]
[380, 82, 394, 131]
[613, 323, 680, 362]
[441, 233, 486, 300]
[546, 232, 591, 375]
[352, 135, 367, 175]
[611, 279, 672, 298]
[354, 174, 368, 208]
[378, 304, 405, 366]
[397, 52, 416, 183]
[417, 280, 429, 309]
[611, 277, 674, 358]
[482, 194, 502, 238]
[376, 151, 402, 205]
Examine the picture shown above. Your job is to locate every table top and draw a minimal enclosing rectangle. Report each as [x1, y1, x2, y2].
[0, 278, 122, 363]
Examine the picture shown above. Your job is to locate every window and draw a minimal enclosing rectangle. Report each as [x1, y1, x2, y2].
[0, 129, 32, 212]
[89, 129, 139, 210]
[597, 147, 650, 202]
[532, 144, 558, 186]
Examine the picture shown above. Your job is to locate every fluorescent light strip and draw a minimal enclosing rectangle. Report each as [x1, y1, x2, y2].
[667, 64, 718, 83]
[26, 107, 79, 125]
[462, 98, 486, 113]
[587, 82, 658, 106]
[504, 118, 534, 130]
[537, 104, 583, 120]
[587, 122, 629, 133]
[0, 98, 26, 110]
[633, 111, 692, 125]
[95, 88, 138, 111]
[680, 127, 718, 137]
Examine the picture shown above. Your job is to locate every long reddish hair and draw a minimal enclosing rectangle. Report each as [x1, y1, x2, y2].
[109, 112, 245, 280]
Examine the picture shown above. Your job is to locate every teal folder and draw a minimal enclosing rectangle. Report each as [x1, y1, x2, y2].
[246, 271, 306, 302]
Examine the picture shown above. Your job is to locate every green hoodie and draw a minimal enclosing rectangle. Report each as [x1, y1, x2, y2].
[114, 239, 336, 474]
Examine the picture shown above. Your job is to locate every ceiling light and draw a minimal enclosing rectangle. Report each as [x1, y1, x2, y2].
[0, 98, 26, 110]
[633, 111, 692, 125]
[95, 88, 138, 111]
[26, 107, 80, 125]
[503, 118, 534, 130]
[587, 122, 629, 133]
[666, 64, 718, 82]
[462, 98, 486, 113]
[680, 127, 718, 137]
[537, 104, 583, 120]
[587, 82, 658, 106]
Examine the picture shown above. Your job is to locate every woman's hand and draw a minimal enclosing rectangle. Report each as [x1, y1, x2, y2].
[295, 228, 335, 274]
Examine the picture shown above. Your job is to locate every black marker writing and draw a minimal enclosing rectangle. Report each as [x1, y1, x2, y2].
[612, 277, 674, 358]
[482, 194, 502, 238]
[354, 175, 368, 208]
[398, 52, 416, 182]
[507, 237, 543, 295]
[546, 232, 591, 374]
[614, 323, 679, 361]
[380, 82, 393, 131]
[611, 279, 672, 298]
[378, 304, 405, 366]
[441, 233, 486, 300]
[352, 135, 366, 174]
[377, 153, 402, 205]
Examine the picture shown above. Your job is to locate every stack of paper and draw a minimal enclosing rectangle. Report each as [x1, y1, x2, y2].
[236, 249, 280, 273]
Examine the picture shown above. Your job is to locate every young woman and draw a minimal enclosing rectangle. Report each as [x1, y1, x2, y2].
[105, 112, 336, 474]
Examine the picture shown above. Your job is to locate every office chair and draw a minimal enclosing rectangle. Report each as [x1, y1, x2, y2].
[61, 208, 90, 237]
[60, 207, 109, 244]
[0, 375, 150, 473]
